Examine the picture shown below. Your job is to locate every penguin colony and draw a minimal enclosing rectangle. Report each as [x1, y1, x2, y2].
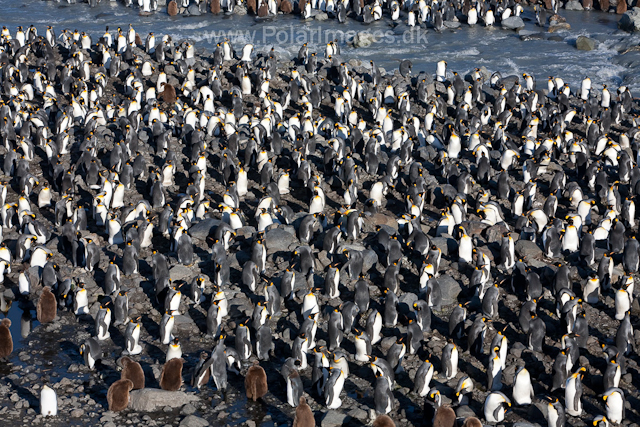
[0, 19, 636, 427]
[77, 0, 628, 26]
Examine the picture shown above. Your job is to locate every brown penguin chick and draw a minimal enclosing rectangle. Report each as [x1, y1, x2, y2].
[160, 358, 184, 391]
[599, 0, 609, 11]
[247, 0, 257, 14]
[107, 379, 134, 412]
[617, 0, 627, 14]
[160, 82, 177, 105]
[462, 417, 483, 427]
[462, 0, 471, 15]
[210, 0, 221, 14]
[257, 0, 269, 17]
[293, 396, 315, 427]
[119, 356, 145, 390]
[582, 0, 593, 10]
[167, 0, 179, 16]
[543, 0, 553, 9]
[135, 33, 143, 47]
[245, 360, 268, 401]
[433, 406, 456, 427]
[280, 0, 293, 13]
[298, 0, 307, 14]
[37, 286, 57, 323]
[373, 415, 396, 427]
[0, 319, 12, 358]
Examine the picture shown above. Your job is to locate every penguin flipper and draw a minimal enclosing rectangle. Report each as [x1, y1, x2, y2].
[493, 405, 502, 422]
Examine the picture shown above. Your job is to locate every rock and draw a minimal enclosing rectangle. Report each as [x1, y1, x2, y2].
[70, 409, 84, 418]
[264, 228, 297, 253]
[565, 0, 584, 9]
[502, 16, 525, 30]
[348, 408, 369, 420]
[548, 23, 571, 32]
[234, 4, 247, 14]
[431, 237, 457, 256]
[398, 292, 418, 316]
[129, 389, 199, 412]
[188, 218, 221, 240]
[353, 31, 377, 48]
[619, 8, 640, 31]
[444, 20, 461, 29]
[322, 410, 350, 426]
[520, 32, 545, 41]
[180, 415, 209, 427]
[515, 240, 542, 259]
[455, 405, 477, 419]
[170, 265, 194, 282]
[438, 274, 463, 306]
[315, 12, 329, 21]
[485, 224, 509, 244]
[186, 4, 201, 15]
[576, 36, 596, 50]
[362, 249, 378, 272]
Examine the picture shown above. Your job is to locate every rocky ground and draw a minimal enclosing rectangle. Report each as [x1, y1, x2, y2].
[0, 19, 638, 427]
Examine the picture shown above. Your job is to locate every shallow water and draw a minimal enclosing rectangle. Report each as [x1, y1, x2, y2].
[0, 294, 39, 352]
[2, 1, 640, 93]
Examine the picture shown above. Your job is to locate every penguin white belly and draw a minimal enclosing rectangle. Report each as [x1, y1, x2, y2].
[562, 227, 579, 252]
[355, 338, 369, 362]
[565, 378, 582, 416]
[75, 292, 89, 315]
[166, 346, 182, 361]
[513, 372, 532, 405]
[615, 290, 630, 320]
[130, 327, 142, 354]
[97, 312, 111, 340]
[40, 385, 58, 416]
[606, 392, 624, 423]
[370, 313, 382, 344]
[18, 273, 30, 296]
[448, 348, 459, 379]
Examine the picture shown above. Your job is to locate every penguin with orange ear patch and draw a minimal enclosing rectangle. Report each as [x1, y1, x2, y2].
[245, 360, 268, 401]
[293, 396, 315, 427]
[37, 286, 57, 323]
[107, 379, 134, 411]
[0, 318, 12, 358]
[160, 358, 184, 391]
[167, 0, 178, 15]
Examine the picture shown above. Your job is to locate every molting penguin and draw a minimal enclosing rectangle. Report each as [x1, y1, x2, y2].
[0, 319, 12, 358]
[107, 379, 134, 411]
[245, 360, 268, 401]
[37, 286, 57, 323]
[160, 358, 184, 391]
[293, 396, 315, 427]
[119, 356, 145, 390]
[373, 415, 396, 427]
